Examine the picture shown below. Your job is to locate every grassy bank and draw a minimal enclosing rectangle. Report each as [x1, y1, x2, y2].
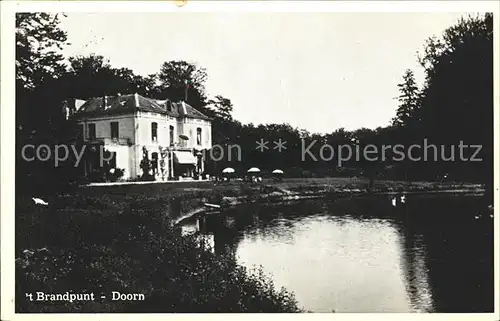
[267, 177, 484, 193]
[15, 184, 301, 313]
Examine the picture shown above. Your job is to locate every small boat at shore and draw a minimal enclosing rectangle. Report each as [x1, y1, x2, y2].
[204, 203, 221, 209]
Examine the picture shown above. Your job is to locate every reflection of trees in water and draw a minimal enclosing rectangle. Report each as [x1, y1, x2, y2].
[353, 194, 495, 312]
[394, 209, 435, 313]
[324, 197, 430, 312]
[199, 214, 240, 257]
[202, 202, 320, 257]
[398, 196, 494, 313]
[424, 225, 494, 311]
[361, 195, 493, 312]
[197, 196, 493, 312]
[323, 195, 398, 220]
[213, 225, 239, 257]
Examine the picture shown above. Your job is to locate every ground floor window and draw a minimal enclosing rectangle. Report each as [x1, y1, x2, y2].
[110, 152, 117, 168]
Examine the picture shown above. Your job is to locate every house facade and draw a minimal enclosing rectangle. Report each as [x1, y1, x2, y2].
[64, 93, 212, 181]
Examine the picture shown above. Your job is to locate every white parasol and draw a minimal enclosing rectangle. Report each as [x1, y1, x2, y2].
[222, 167, 235, 174]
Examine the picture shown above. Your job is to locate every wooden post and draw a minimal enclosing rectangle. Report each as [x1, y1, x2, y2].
[201, 152, 205, 176]
[170, 148, 175, 179]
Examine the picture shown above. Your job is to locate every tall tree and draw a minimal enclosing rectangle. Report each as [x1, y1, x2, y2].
[416, 13, 493, 182]
[392, 69, 421, 129]
[207, 95, 234, 121]
[16, 13, 68, 91]
[16, 13, 73, 195]
[64, 54, 155, 98]
[16, 13, 68, 132]
[153, 61, 208, 108]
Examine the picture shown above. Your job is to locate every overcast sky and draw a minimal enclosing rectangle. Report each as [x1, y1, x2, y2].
[59, 12, 467, 134]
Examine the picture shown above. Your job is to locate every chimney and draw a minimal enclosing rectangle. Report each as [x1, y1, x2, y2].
[62, 99, 73, 120]
[62, 98, 87, 119]
[134, 93, 139, 108]
[102, 95, 108, 109]
[181, 101, 188, 115]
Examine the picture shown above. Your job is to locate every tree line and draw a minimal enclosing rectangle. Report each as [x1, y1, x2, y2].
[16, 13, 493, 194]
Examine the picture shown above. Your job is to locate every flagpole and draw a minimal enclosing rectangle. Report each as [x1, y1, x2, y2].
[184, 79, 189, 102]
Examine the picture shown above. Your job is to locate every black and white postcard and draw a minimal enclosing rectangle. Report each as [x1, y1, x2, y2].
[1, 1, 499, 319]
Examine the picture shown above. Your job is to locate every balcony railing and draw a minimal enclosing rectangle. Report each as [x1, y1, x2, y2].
[168, 142, 192, 151]
[87, 137, 132, 146]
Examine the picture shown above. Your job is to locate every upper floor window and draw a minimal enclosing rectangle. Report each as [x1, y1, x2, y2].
[88, 123, 96, 140]
[110, 122, 119, 139]
[151, 122, 158, 142]
[196, 127, 202, 145]
[169, 125, 174, 146]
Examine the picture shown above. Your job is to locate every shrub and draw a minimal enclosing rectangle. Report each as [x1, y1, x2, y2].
[107, 168, 124, 182]
[15, 191, 302, 313]
[139, 147, 155, 181]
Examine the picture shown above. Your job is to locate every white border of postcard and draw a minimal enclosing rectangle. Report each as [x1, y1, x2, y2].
[1, 1, 499, 321]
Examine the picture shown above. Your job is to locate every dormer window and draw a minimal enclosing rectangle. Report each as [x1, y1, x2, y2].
[166, 101, 172, 112]
[102, 96, 109, 110]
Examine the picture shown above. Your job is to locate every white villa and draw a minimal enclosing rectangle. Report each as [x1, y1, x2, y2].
[63, 93, 212, 181]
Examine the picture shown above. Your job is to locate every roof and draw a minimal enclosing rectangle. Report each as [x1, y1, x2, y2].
[72, 93, 211, 120]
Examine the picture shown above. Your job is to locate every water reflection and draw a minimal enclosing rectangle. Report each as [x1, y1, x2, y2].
[182, 195, 493, 313]
[399, 228, 434, 312]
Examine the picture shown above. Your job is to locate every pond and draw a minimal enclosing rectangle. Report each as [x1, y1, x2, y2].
[181, 194, 494, 312]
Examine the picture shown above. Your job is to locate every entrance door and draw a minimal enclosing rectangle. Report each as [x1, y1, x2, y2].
[151, 152, 159, 176]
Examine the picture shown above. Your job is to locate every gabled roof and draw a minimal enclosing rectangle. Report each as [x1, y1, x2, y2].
[72, 93, 211, 120]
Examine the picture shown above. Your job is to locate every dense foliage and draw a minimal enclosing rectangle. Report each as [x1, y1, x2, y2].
[15, 13, 493, 196]
[16, 187, 301, 312]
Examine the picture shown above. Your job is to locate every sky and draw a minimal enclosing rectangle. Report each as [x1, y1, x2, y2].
[59, 12, 467, 134]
